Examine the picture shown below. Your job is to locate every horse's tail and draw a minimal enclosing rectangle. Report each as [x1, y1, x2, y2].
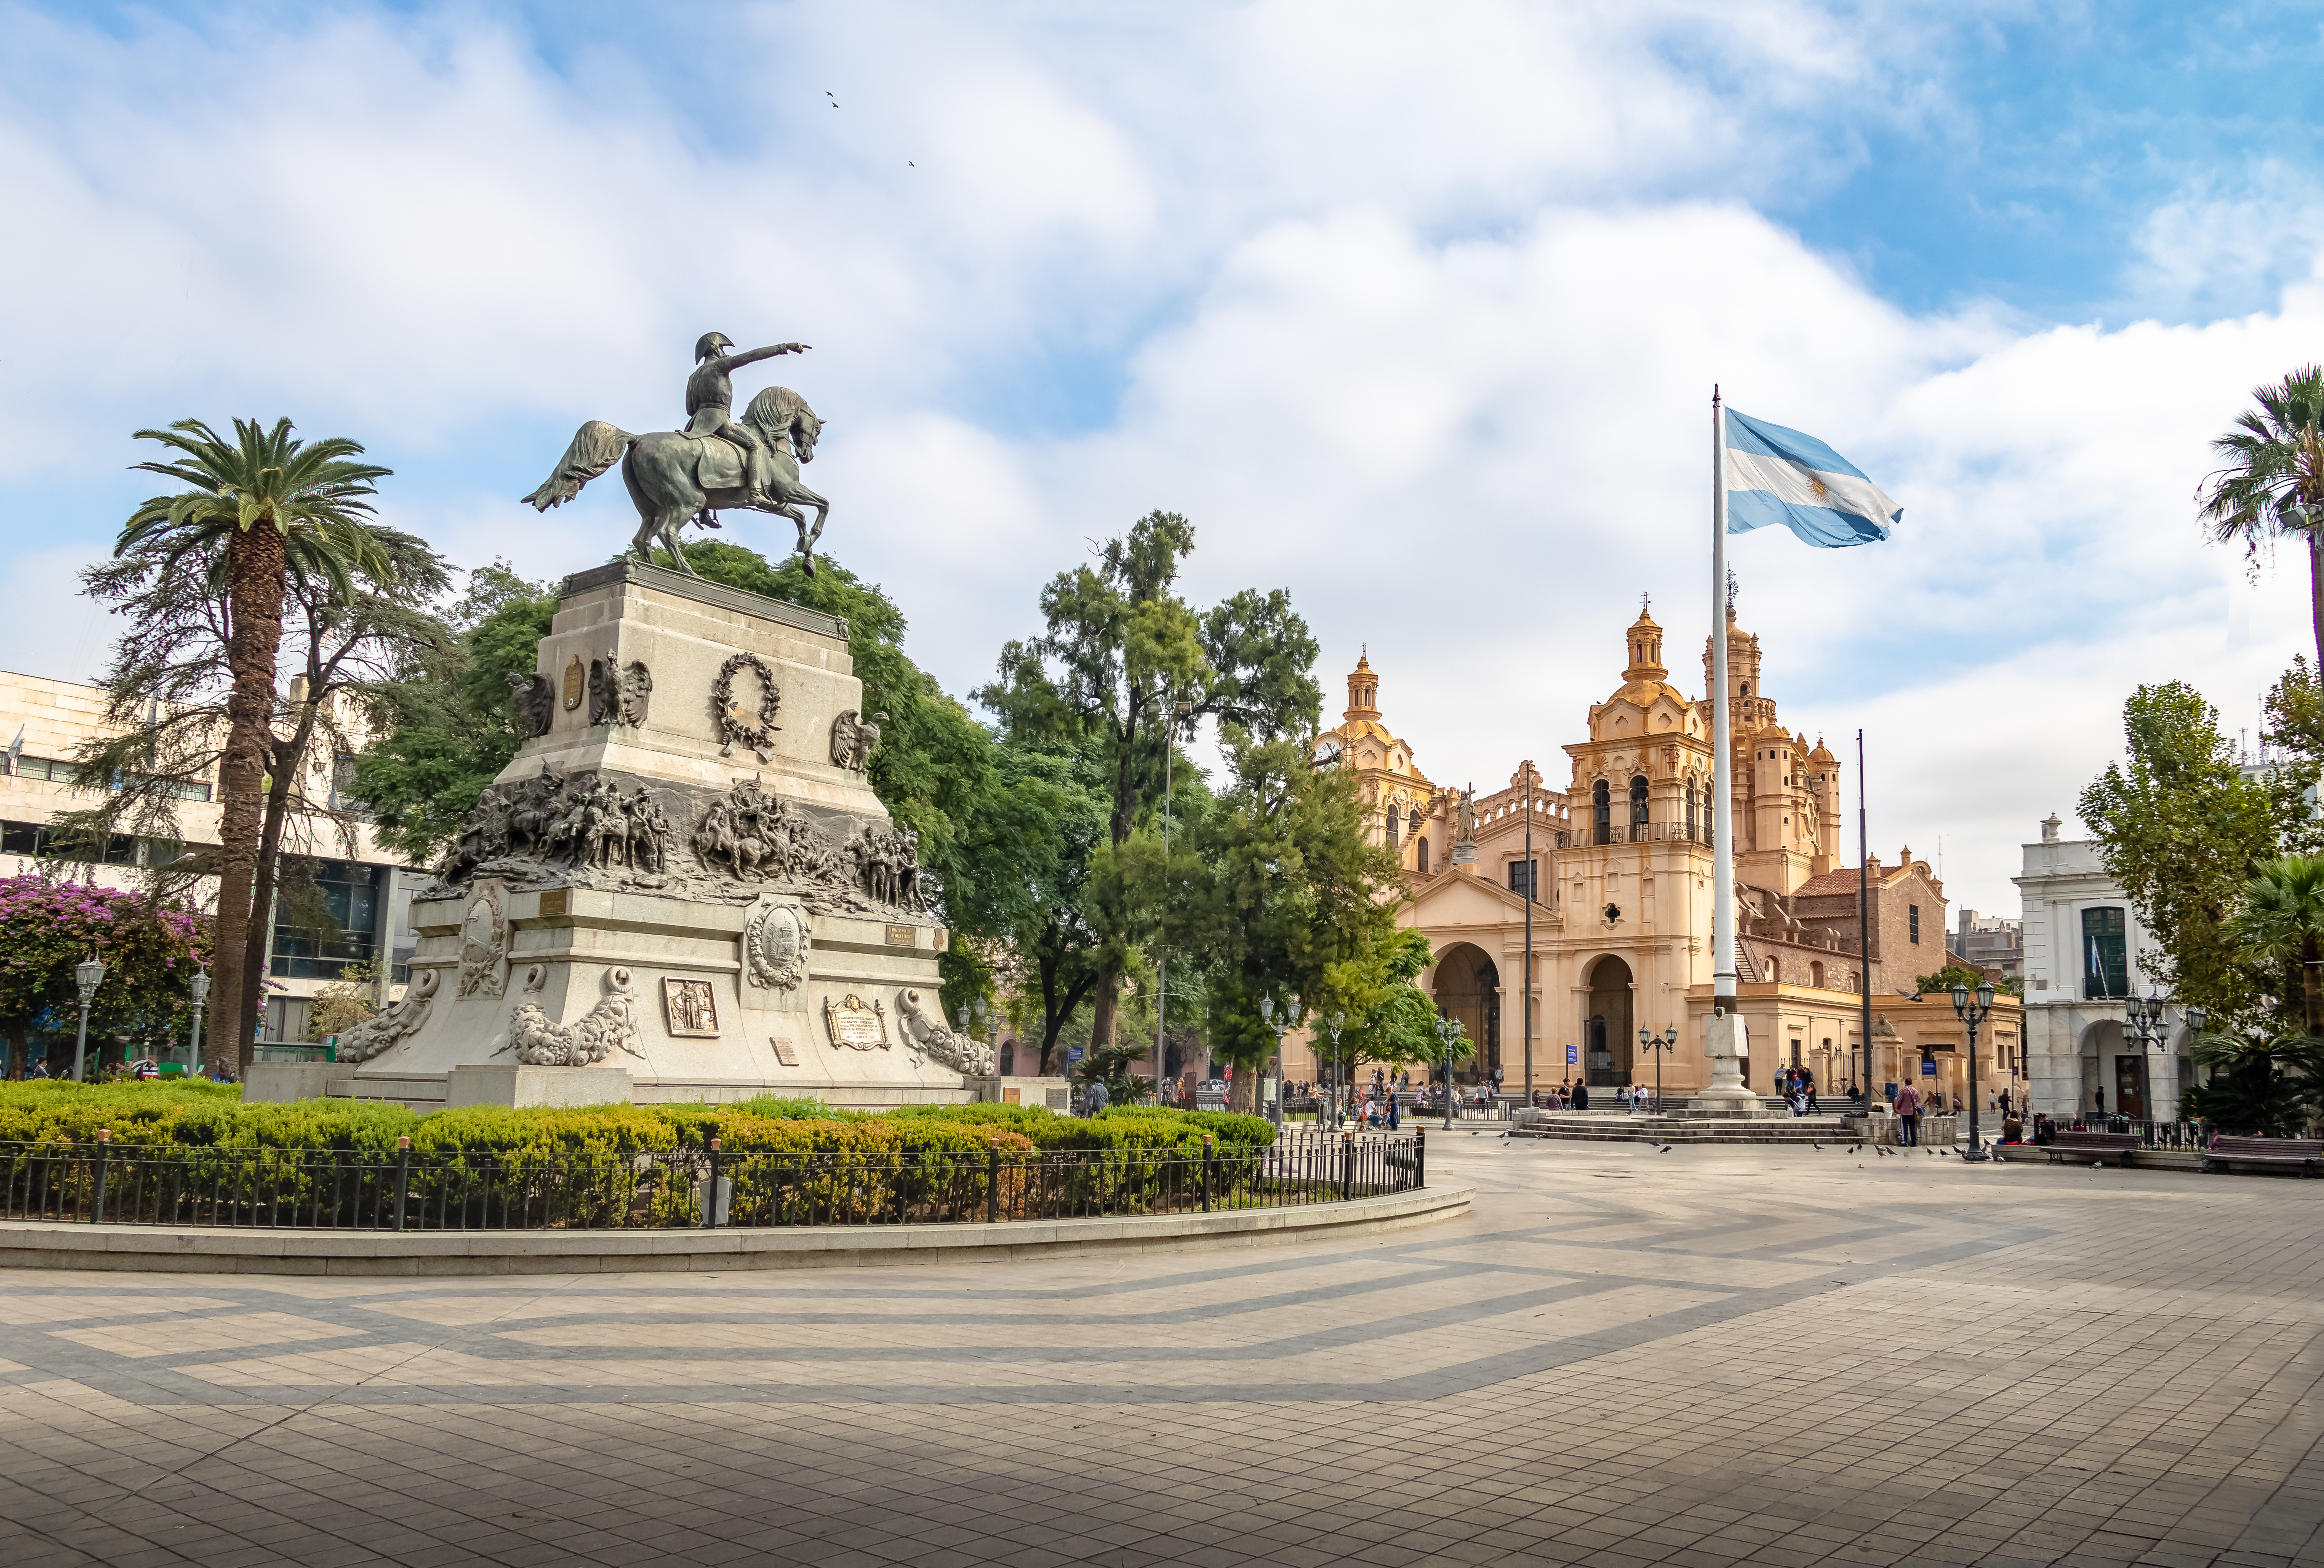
[521, 420, 636, 510]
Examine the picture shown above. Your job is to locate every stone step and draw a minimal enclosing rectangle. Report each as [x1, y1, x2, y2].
[1510, 1115, 1863, 1146]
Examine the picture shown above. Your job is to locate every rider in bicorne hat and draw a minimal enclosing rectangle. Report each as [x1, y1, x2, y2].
[685, 332, 808, 506]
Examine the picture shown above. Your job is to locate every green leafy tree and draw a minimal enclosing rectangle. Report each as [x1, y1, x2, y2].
[1323, 928, 1468, 1081]
[1155, 732, 1402, 1111]
[969, 733, 1126, 1074]
[979, 512, 1321, 1063]
[350, 562, 559, 867]
[116, 419, 391, 1069]
[2198, 365, 2324, 671]
[2080, 682, 2320, 1034]
[0, 876, 211, 1077]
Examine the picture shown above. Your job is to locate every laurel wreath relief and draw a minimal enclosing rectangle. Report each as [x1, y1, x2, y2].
[712, 652, 781, 761]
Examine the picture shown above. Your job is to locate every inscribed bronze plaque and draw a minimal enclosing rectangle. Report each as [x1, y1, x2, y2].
[770, 1035, 799, 1067]
[537, 889, 569, 916]
[561, 655, 586, 712]
[824, 992, 889, 1051]
[660, 977, 720, 1038]
[885, 924, 915, 947]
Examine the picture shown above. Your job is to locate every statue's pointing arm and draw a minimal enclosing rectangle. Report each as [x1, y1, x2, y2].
[724, 342, 811, 370]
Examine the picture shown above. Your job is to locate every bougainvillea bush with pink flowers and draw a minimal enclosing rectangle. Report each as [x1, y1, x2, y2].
[0, 875, 211, 1076]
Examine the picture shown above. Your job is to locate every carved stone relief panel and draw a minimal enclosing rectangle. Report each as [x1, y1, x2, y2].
[457, 882, 508, 999]
[742, 894, 811, 993]
[824, 993, 889, 1051]
[661, 977, 721, 1038]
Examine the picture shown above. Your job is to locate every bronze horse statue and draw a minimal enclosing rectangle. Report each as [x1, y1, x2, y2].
[521, 385, 830, 576]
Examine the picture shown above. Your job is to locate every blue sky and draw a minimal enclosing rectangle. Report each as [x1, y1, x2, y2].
[6, 0, 2324, 916]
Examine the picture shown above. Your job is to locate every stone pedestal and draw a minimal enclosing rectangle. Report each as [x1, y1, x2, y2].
[343, 561, 994, 1111]
[245, 1062, 356, 1104]
[1693, 1010, 1769, 1118]
[446, 1065, 635, 1109]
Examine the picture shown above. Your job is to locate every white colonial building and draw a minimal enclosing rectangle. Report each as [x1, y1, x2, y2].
[2014, 813, 2193, 1122]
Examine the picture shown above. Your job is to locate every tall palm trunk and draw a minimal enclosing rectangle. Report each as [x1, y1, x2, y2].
[2311, 533, 2324, 678]
[214, 522, 288, 1079]
[2305, 933, 2322, 1038]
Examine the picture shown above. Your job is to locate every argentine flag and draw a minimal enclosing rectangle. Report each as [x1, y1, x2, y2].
[1724, 409, 1900, 548]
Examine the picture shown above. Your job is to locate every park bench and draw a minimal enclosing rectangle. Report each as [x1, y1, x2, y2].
[2044, 1130, 2142, 1167]
[2202, 1136, 2324, 1177]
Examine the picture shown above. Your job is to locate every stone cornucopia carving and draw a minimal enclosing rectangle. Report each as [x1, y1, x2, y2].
[334, 969, 440, 1064]
[895, 987, 996, 1076]
[499, 966, 646, 1066]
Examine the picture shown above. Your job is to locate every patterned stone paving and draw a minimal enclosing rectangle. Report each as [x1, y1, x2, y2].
[2, 1137, 2320, 1567]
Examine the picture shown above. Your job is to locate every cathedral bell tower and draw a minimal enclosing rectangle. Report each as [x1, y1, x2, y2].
[1345, 654, 1382, 722]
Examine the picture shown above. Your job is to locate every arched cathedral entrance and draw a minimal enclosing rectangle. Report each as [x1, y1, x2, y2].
[1432, 943, 1500, 1084]
[1584, 954, 1634, 1087]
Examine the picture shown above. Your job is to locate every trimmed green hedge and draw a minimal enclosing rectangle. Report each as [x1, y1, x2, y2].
[0, 1081, 1272, 1158]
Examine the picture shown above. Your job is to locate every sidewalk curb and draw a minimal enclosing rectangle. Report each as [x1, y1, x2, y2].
[0, 1185, 1473, 1276]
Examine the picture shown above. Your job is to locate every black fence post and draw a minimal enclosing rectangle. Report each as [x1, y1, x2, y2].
[986, 1142, 1000, 1224]
[704, 1138, 722, 1229]
[1341, 1128, 1354, 1201]
[394, 1136, 411, 1233]
[91, 1128, 111, 1225]
[1201, 1135, 1214, 1213]
[1415, 1128, 1426, 1190]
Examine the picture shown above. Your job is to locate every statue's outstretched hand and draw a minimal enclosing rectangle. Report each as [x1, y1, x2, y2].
[779, 342, 810, 354]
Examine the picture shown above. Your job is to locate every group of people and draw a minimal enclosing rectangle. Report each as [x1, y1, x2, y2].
[1778, 1066, 1821, 1116]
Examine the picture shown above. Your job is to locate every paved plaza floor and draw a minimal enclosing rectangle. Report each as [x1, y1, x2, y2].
[1, 1137, 2320, 1568]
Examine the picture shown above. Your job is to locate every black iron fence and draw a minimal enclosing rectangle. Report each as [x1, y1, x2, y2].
[2035, 1116, 2206, 1150]
[0, 1129, 1425, 1233]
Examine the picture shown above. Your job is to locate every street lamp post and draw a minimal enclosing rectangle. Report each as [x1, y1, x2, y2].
[1259, 998, 1281, 1130]
[188, 967, 212, 1076]
[2122, 991, 2204, 1129]
[1637, 1025, 1677, 1111]
[71, 955, 108, 1082]
[1435, 1013, 1461, 1130]
[1950, 980, 1998, 1161]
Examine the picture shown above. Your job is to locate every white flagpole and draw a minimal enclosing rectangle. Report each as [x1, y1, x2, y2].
[1700, 385, 1755, 1112]
[1711, 387, 1735, 1005]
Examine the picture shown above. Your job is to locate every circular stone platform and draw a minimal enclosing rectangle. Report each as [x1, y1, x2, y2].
[0, 1185, 1471, 1277]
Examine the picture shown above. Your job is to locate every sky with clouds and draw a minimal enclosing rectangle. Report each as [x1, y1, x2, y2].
[5, 0, 2324, 921]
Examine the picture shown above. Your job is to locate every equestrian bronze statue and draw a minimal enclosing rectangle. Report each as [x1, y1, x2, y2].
[522, 333, 832, 576]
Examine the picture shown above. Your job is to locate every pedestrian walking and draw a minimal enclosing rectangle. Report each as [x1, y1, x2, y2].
[1894, 1081, 1922, 1147]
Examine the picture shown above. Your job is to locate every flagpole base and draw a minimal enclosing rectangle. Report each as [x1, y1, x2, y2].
[1698, 1010, 1769, 1118]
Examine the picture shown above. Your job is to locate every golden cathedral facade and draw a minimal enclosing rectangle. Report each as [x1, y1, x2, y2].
[1289, 606, 2017, 1104]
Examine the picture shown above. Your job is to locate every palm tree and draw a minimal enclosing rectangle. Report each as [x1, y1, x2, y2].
[2225, 853, 2324, 1035]
[119, 419, 389, 1075]
[2198, 365, 2324, 673]
[2185, 1028, 2324, 1137]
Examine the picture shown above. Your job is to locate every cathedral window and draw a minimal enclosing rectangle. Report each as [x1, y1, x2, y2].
[1811, 961, 1825, 988]
[1592, 780, 1610, 845]
[1508, 859, 1538, 900]
[1416, 837, 1429, 874]
[1629, 776, 1649, 838]
[1684, 782, 1698, 841]
[1384, 804, 1399, 847]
